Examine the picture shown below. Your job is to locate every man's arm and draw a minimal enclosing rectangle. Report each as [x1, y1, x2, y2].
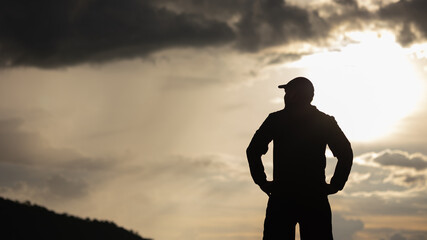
[327, 117, 353, 194]
[246, 114, 274, 194]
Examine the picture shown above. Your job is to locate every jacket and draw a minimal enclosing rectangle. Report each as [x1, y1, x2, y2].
[246, 105, 353, 196]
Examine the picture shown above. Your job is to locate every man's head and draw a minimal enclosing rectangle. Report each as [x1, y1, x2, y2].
[279, 77, 314, 107]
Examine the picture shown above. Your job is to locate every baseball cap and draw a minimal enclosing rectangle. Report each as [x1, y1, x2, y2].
[278, 77, 314, 94]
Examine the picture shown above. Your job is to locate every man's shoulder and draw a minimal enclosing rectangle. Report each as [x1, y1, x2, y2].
[268, 109, 286, 117]
[266, 107, 337, 123]
[313, 107, 335, 119]
[259, 110, 286, 127]
[311, 107, 340, 128]
[266, 109, 288, 121]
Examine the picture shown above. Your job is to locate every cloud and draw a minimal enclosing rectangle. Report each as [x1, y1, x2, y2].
[0, 0, 332, 68]
[326, 148, 427, 238]
[391, 233, 407, 240]
[388, 232, 427, 240]
[156, 0, 427, 51]
[0, 118, 113, 200]
[0, 117, 255, 239]
[333, 0, 358, 7]
[45, 174, 88, 199]
[103, 153, 257, 240]
[373, 150, 427, 171]
[344, 150, 427, 198]
[333, 213, 364, 240]
[384, 172, 426, 188]
[323, 149, 427, 229]
[0, 118, 114, 169]
[0, 163, 90, 201]
[234, 0, 328, 51]
[359, 229, 427, 240]
[1, 0, 425, 69]
[257, 52, 307, 67]
[378, 0, 427, 46]
[0, 0, 234, 68]
[137, 153, 249, 190]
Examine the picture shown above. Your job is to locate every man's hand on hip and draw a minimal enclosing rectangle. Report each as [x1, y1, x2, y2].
[325, 184, 339, 195]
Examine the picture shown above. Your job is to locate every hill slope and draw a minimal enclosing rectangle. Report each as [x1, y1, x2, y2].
[0, 197, 151, 240]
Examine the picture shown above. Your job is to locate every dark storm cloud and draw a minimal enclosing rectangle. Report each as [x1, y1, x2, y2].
[260, 52, 305, 65]
[235, 0, 327, 51]
[152, 0, 248, 19]
[157, 0, 427, 51]
[0, 0, 333, 68]
[0, 0, 234, 68]
[2, 0, 426, 69]
[333, 0, 358, 7]
[373, 150, 427, 170]
[318, 0, 374, 31]
[379, 0, 427, 46]
[156, 0, 330, 60]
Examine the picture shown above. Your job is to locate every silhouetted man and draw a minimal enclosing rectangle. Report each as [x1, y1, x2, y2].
[247, 77, 353, 240]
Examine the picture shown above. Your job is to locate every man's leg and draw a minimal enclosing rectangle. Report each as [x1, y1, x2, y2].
[298, 196, 333, 240]
[263, 196, 297, 240]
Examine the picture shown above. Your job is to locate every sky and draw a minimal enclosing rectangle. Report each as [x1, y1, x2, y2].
[1, 0, 427, 239]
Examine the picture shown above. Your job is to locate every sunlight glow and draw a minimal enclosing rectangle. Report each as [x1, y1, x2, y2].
[287, 31, 423, 142]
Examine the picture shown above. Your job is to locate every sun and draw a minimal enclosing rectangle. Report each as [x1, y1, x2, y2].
[286, 31, 423, 142]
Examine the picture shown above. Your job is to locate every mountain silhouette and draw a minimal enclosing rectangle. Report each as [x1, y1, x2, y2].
[0, 196, 151, 240]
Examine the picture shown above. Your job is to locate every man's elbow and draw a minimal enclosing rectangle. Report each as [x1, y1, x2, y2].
[340, 148, 353, 169]
[246, 145, 256, 159]
[346, 145, 354, 164]
[335, 144, 353, 166]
